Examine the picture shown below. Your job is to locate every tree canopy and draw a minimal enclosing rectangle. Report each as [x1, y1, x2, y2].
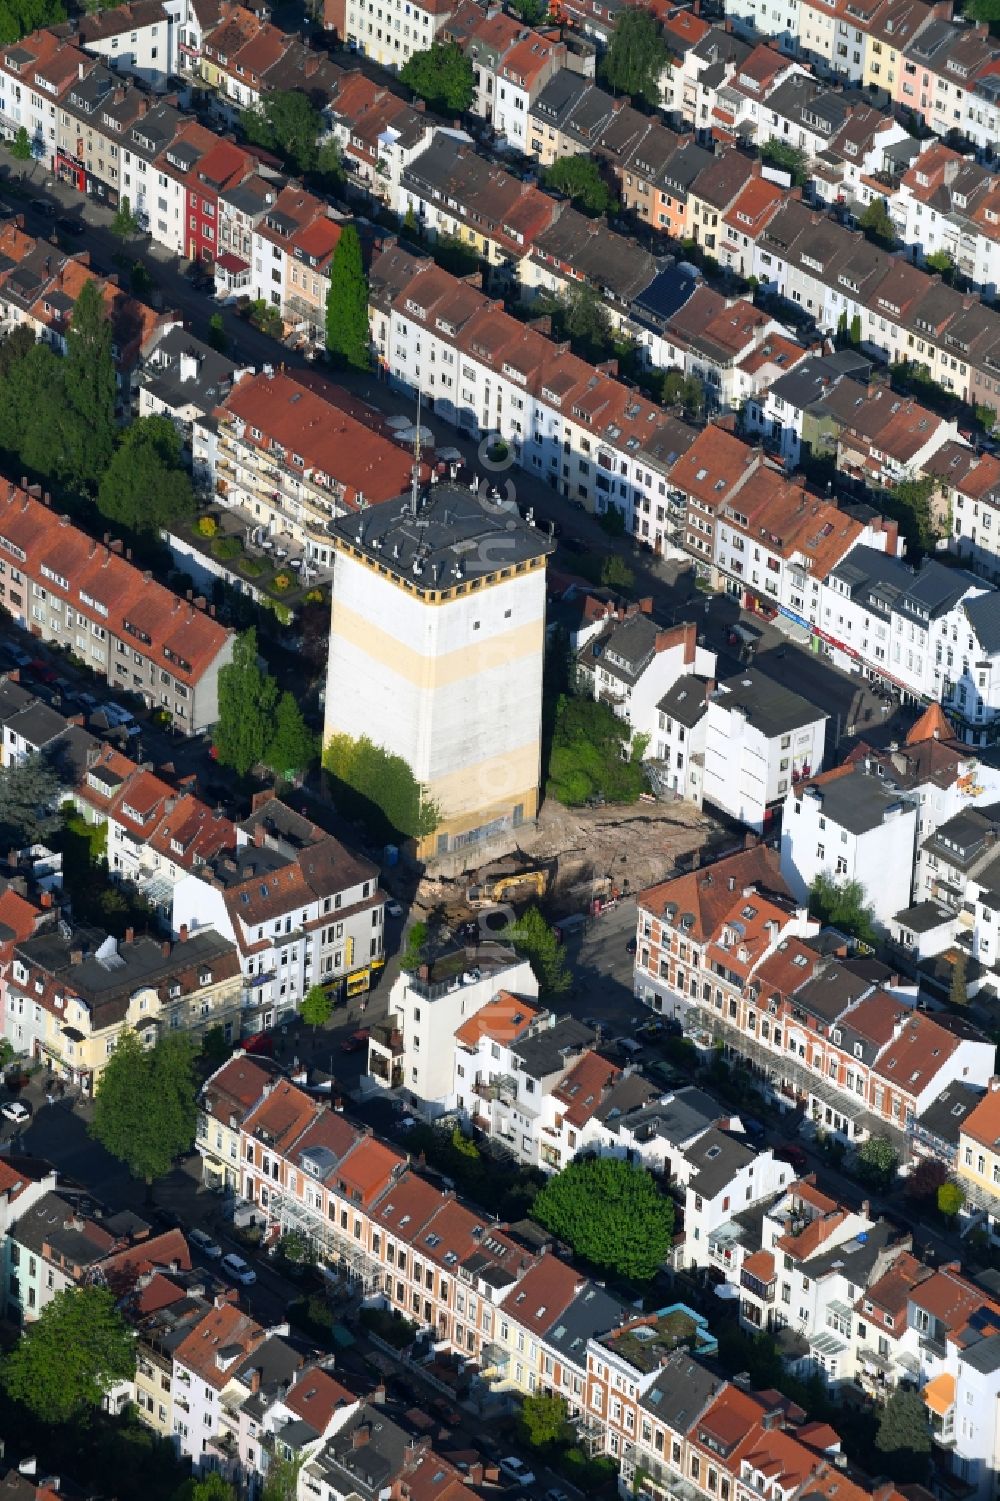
[808, 873, 877, 947]
[0, 0, 65, 47]
[97, 414, 195, 533]
[323, 732, 439, 839]
[520, 1392, 571, 1448]
[950, 951, 969, 1007]
[543, 156, 613, 217]
[938, 1179, 964, 1217]
[64, 278, 118, 490]
[241, 91, 324, 176]
[875, 1388, 931, 1482]
[2, 1286, 134, 1422]
[546, 694, 647, 806]
[91, 1029, 198, 1185]
[400, 42, 474, 113]
[265, 692, 317, 782]
[111, 194, 142, 241]
[214, 628, 280, 778]
[604, 7, 668, 107]
[300, 983, 333, 1030]
[760, 138, 809, 187]
[325, 224, 370, 370]
[502, 906, 570, 999]
[10, 125, 31, 163]
[0, 751, 61, 849]
[532, 1157, 674, 1280]
[859, 196, 896, 249]
[856, 1134, 899, 1190]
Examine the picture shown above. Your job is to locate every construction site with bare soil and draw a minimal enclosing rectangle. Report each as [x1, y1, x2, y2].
[411, 794, 731, 930]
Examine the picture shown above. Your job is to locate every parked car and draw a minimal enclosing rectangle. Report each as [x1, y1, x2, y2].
[188, 1227, 223, 1259]
[0, 1100, 30, 1123]
[499, 1458, 536, 1487]
[775, 1143, 809, 1173]
[386, 901, 403, 918]
[220, 1252, 256, 1286]
[56, 216, 85, 237]
[339, 1030, 369, 1054]
[28, 659, 57, 685]
[626, 936, 637, 954]
[30, 199, 56, 217]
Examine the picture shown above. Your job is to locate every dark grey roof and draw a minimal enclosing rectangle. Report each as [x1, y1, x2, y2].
[803, 1218, 894, 1279]
[914, 1081, 985, 1148]
[640, 1350, 722, 1425]
[512, 1017, 595, 1078]
[894, 900, 954, 934]
[713, 672, 825, 740]
[543, 1282, 628, 1363]
[605, 1084, 724, 1145]
[531, 68, 591, 127]
[4, 700, 69, 749]
[959, 1332, 1000, 1374]
[312, 1405, 410, 1497]
[793, 957, 875, 1024]
[579, 612, 659, 684]
[965, 592, 1000, 653]
[328, 482, 553, 582]
[682, 1126, 756, 1198]
[141, 324, 242, 419]
[657, 675, 710, 727]
[12, 1190, 109, 1266]
[800, 766, 914, 836]
[765, 351, 872, 412]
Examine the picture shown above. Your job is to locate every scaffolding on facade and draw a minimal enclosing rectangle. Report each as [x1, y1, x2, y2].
[267, 1184, 382, 1292]
[695, 1010, 868, 1124]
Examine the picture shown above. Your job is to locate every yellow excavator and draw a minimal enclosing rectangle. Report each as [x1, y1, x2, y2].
[467, 869, 549, 907]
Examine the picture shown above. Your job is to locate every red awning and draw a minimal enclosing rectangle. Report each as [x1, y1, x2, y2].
[215, 252, 249, 274]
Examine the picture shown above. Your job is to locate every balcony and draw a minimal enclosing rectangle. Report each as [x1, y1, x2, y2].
[740, 1269, 775, 1303]
[474, 1074, 517, 1103]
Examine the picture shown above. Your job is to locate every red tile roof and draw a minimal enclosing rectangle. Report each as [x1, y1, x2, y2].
[638, 845, 790, 945]
[962, 1085, 1000, 1150]
[454, 991, 541, 1048]
[0, 483, 231, 686]
[504, 1252, 582, 1335]
[174, 1301, 265, 1388]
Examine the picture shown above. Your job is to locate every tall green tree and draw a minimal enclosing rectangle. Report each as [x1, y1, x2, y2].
[503, 906, 571, 999]
[10, 125, 32, 172]
[544, 156, 613, 217]
[241, 92, 323, 176]
[859, 196, 896, 248]
[950, 950, 969, 1007]
[604, 8, 668, 107]
[875, 1388, 931, 1481]
[325, 225, 370, 369]
[190, 1477, 235, 1501]
[532, 1157, 674, 1280]
[265, 691, 317, 781]
[938, 1179, 964, 1217]
[300, 983, 333, 1030]
[856, 1134, 899, 1190]
[207, 312, 228, 353]
[2, 1286, 134, 1422]
[214, 627, 279, 777]
[323, 733, 439, 838]
[520, 1392, 571, 1448]
[91, 1029, 199, 1186]
[400, 42, 474, 112]
[97, 414, 195, 533]
[0, 0, 66, 47]
[0, 751, 61, 849]
[64, 277, 117, 488]
[111, 194, 142, 242]
[400, 920, 428, 972]
[808, 873, 877, 947]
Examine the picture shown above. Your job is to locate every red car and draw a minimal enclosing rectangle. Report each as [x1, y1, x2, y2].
[775, 1143, 809, 1174]
[339, 1029, 370, 1054]
[28, 659, 57, 684]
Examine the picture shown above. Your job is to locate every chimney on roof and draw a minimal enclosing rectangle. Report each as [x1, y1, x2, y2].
[161, 939, 171, 957]
[352, 1426, 371, 1449]
[705, 678, 716, 702]
[69, 947, 84, 965]
[194, 595, 207, 610]
[125, 927, 134, 944]
[109, 539, 123, 555]
[179, 924, 188, 942]
[253, 822, 266, 848]
[40, 891, 53, 909]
